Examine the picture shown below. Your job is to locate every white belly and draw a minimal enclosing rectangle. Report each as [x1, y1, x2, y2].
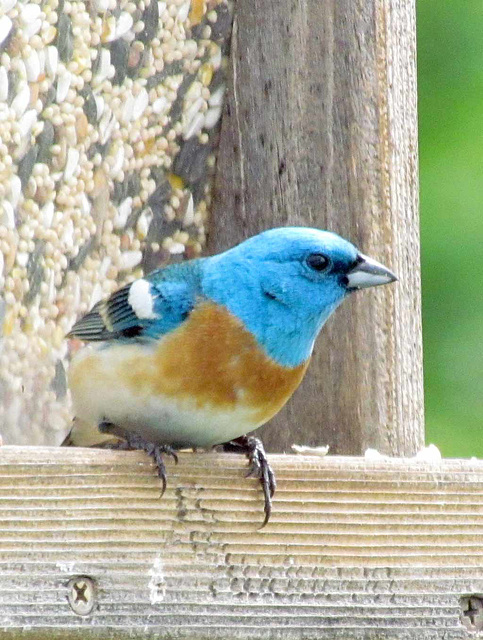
[77, 386, 259, 448]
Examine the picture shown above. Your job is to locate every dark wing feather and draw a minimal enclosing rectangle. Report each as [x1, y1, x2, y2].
[67, 260, 204, 342]
[67, 283, 143, 341]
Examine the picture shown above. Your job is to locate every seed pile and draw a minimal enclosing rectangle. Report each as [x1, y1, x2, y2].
[0, 0, 232, 444]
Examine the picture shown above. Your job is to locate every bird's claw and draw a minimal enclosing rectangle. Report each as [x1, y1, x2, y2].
[150, 444, 178, 496]
[223, 435, 276, 528]
[97, 421, 177, 496]
[246, 441, 276, 529]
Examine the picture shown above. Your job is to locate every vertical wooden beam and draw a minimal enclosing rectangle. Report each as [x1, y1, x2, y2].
[208, 0, 424, 456]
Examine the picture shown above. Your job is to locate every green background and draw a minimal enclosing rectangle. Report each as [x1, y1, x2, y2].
[418, 0, 483, 456]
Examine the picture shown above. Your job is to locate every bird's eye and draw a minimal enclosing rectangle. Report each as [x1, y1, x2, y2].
[306, 253, 330, 272]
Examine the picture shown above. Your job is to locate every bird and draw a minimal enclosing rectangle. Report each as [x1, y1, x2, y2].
[64, 227, 397, 526]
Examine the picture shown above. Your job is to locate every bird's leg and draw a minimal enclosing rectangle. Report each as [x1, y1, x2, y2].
[222, 435, 276, 528]
[98, 421, 178, 496]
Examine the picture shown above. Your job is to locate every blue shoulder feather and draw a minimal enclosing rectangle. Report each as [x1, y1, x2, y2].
[67, 259, 205, 342]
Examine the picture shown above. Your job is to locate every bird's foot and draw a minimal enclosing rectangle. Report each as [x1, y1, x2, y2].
[222, 435, 276, 528]
[98, 421, 178, 496]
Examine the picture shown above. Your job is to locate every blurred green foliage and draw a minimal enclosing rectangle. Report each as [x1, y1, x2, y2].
[418, 0, 483, 456]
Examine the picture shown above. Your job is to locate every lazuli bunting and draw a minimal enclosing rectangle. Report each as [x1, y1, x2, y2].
[64, 227, 396, 525]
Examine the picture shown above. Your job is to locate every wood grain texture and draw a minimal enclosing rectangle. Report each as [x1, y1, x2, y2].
[208, 0, 423, 456]
[0, 447, 481, 638]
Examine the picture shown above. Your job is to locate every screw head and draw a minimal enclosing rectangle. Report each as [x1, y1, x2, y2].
[67, 576, 97, 616]
[461, 595, 483, 632]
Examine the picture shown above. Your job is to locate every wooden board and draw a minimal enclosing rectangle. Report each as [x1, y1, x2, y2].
[0, 447, 480, 638]
[209, 0, 424, 457]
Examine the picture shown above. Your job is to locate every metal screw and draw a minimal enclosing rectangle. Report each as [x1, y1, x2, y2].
[67, 576, 97, 616]
[461, 595, 483, 632]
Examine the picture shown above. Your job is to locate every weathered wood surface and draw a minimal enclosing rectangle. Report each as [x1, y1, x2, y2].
[0, 447, 481, 638]
[209, 0, 423, 457]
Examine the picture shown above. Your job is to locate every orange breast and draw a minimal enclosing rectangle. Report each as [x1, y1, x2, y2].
[122, 302, 309, 425]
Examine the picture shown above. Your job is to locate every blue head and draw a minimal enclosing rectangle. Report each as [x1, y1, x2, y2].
[203, 227, 396, 367]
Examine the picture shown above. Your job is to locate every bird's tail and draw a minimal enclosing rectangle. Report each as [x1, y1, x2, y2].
[60, 417, 119, 447]
[60, 428, 75, 446]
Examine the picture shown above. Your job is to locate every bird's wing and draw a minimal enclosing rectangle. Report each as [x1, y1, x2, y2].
[67, 260, 205, 342]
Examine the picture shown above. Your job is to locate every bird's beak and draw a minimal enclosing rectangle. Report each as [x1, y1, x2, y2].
[346, 254, 398, 290]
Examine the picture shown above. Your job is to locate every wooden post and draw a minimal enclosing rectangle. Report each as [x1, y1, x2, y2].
[208, 0, 423, 456]
[0, 447, 481, 639]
